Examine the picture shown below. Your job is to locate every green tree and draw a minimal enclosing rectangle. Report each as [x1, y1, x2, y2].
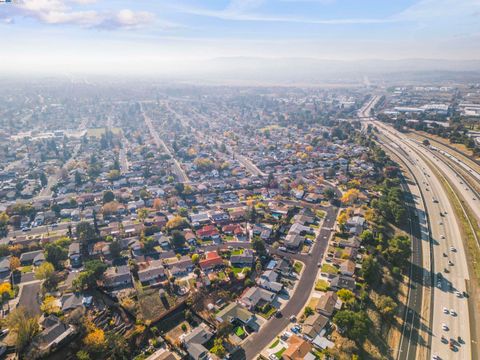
[76, 222, 96, 246]
[337, 289, 356, 307]
[76, 350, 91, 360]
[376, 295, 397, 321]
[171, 230, 186, 248]
[103, 190, 115, 204]
[6, 307, 40, 354]
[0, 212, 9, 237]
[252, 237, 266, 255]
[109, 240, 122, 259]
[44, 242, 68, 270]
[35, 262, 57, 290]
[333, 310, 371, 342]
[361, 255, 380, 285]
[304, 306, 314, 317]
[210, 338, 226, 358]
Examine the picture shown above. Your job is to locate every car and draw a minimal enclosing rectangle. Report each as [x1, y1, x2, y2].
[51, 223, 58, 228]
[0, 329, 8, 338]
[442, 323, 449, 331]
[455, 291, 462, 298]
[278, 246, 287, 252]
[450, 246, 456, 252]
[0, 345, 6, 357]
[450, 309, 456, 316]
[443, 252, 447, 257]
[440, 235, 445, 239]
[437, 281, 442, 288]
[444, 268, 449, 273]
[448, 260, 454, 266]
[443, 307, 449, 314]
[275, 311, 283, 318]
[290, 315, 296, 322]
[438, 221, 443, 225]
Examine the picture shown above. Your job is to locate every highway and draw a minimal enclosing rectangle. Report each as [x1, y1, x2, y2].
[373, 122, 473, 360]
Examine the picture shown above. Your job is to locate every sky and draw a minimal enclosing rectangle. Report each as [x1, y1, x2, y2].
[1, 0, 479, 75]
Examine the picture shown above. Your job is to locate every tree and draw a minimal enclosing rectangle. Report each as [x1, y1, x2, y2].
[105, 332, 130, 360]
[103, 190, 115, 204]
[361, 255, 380, 285]
[171, 230, 186, 248]
[0, 212, 9, 237]
[376, 295, 397, 321]
[191, 253, 200, 264]
[340, 189, 360, 204]
[333, 310, 370, 342]
[6, 307, 40, 354]
[35, 261, 56, 289]
[166, 215, 188, 230]
[76, 222, 96, 245]
[337, 289, 356, 306]
[109, 240, 121, 259]
[73, 260, 107, 291]
[210, 338, 226, 358]
[0, 282, 14, 304]
[9, 256, 20, 271]
[337, 211, 348, 232]
[422, 139, 430, 146]
[304, 306, 314, 317]
[84, 328, 106, 353]
[45, 242, 68, 269]
[41, 295, 61, 315]
[217, 321, 233, 338]
[384, 235, 411, 269]
[76, 350, 91, 360]
[252, 237, 266, 255]
[324, 187, 335, 201]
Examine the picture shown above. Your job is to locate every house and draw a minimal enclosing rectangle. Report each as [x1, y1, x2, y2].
[215, 302, 255, 325]
[60, 293, 84, 312]
[19, 250, 45, 266]
[339, 236, 361, 249]
[258, 270, 283, 293]
[166, 256, 193, 277]
[68, 242, 81, 268]
[0, 257, 11, 282]
[339, 260, 356, 276]
[282, 334, 312, 360]
[146, 347, 181, 360]
[292, 214, 315, 226]
[315, 291, 338, 317]
[274, 258, 292, 276]
[199, 251, 224, 270]
[181, 323, 213, 360]
[190, 212, 211, 228]
[229, 208, 246, 221]
[284, 234, 304, 250]
[239, 286, 276, 310]
[138, 260, 165, 285]
[346, 216, 365, 235]
[302, 313, 329, 340]
[209, 211, 230, 224]
[33, 315, 75, 352]
[103, 265, 132, 289]
[196, 225, 220, 240]
[329, 275, 356, 292]
[230, 249, 254, 267]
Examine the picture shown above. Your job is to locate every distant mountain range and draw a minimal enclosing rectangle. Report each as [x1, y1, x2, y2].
[183, 57, 480, 85]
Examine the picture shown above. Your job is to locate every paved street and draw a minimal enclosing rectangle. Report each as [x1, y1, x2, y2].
[242, 205, 338, 359]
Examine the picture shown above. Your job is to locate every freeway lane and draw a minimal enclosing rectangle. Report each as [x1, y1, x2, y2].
[378, 137, 427, 360]
[375, 123, 472, 360]
[242, 205, 339, 360]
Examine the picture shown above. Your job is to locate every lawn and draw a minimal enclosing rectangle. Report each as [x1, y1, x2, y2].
[258, 305, 277, 319]
[275, 347, 286, 358]
[321, 263, 338, 275]
[315, 210, 326, 219]
[231, 249, 244, 255]
[315, 279, 329, 291]
[293, 261, 303, 274]
[234, 326, 245, 337]
[223, 235, 235, 241]
[269, 338, 280, 349]
[305, 234, 315, 240]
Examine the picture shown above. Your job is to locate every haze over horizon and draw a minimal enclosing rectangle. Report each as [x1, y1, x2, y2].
[1, 0, 480, 78]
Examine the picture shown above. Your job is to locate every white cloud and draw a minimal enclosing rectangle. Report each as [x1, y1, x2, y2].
[6, 0, 155, 29]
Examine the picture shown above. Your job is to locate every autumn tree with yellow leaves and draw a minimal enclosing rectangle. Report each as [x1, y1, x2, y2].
[340, 188, 360, 205]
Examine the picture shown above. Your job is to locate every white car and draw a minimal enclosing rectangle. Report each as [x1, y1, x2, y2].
[455, 291, 462, 298]
[440, 235, 445, 239]
[443, 307, 449, 314]
[450, 246, 456, 252]
[442, 323, 449, 331]
[450, 309, 456, 316]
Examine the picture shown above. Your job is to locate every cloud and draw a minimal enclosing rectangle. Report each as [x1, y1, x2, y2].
[5, 0, 154, 29]
[171, 2, 389, 25]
